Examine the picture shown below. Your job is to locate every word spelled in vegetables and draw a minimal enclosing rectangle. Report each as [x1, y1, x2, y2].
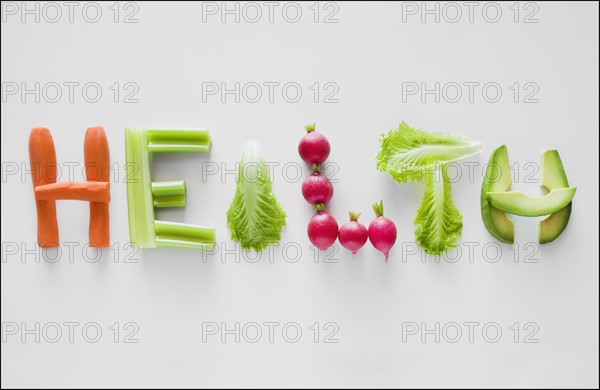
[299, 124, 338, 250]
[227, 140, 287, 252]
[376, 122, 481, 255]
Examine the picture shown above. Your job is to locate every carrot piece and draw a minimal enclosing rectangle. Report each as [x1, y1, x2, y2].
[34, 181, 110, 203]
[29, 127, 59, 247]
[84, 126, 110, 247]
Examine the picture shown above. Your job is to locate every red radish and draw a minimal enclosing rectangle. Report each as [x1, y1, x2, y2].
[308, 204, 338, 250]
[298, 124, 330, 164]
[368, 201, 397, 262]
[338, 212, 368, 258]
[302, 166, 333, 205]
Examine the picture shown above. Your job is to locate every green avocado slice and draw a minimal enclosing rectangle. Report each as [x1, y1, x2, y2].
[481, 145, 514, 243]
[539, 150, 572, 244]
[488, 187, 576, 217]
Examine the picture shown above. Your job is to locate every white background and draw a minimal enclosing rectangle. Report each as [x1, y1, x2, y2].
[1, 1, 599, 388]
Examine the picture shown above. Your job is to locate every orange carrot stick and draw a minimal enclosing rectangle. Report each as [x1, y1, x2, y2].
[84, 126, 110, 247]
[29, 127, 59, 247]
[35, 181, 110, 203]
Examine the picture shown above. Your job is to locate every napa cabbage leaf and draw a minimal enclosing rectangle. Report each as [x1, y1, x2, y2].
[226, 140, 286, 252]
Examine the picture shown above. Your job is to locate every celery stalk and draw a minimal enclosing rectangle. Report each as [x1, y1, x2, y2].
[155, 238, 215, 251]
[152, 180, 186, 208]
[147, 129, 211, 153]
[153, 195, 186, 208]
[154, 220, 215, 249]
[125, 128, 156, 248]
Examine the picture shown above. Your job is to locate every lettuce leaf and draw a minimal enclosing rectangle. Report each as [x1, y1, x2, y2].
[376, 122, 479, 254]
[414, 167, 463, 255]
[376, 121, 480, 183]
[226, 141, 286, 252]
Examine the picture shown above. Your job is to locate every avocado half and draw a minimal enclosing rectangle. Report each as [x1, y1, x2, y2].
[481, 145, 514, 243]
[539, 150, 572, 244]
[487, 187, 576, 217]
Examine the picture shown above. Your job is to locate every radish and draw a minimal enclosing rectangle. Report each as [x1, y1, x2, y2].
[338, 212, 368, 258]
[302, 166, 333, 205]
[368, 201, 397, 262]
[298, 124, 330, 164]
[308, 204, 338, 250]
